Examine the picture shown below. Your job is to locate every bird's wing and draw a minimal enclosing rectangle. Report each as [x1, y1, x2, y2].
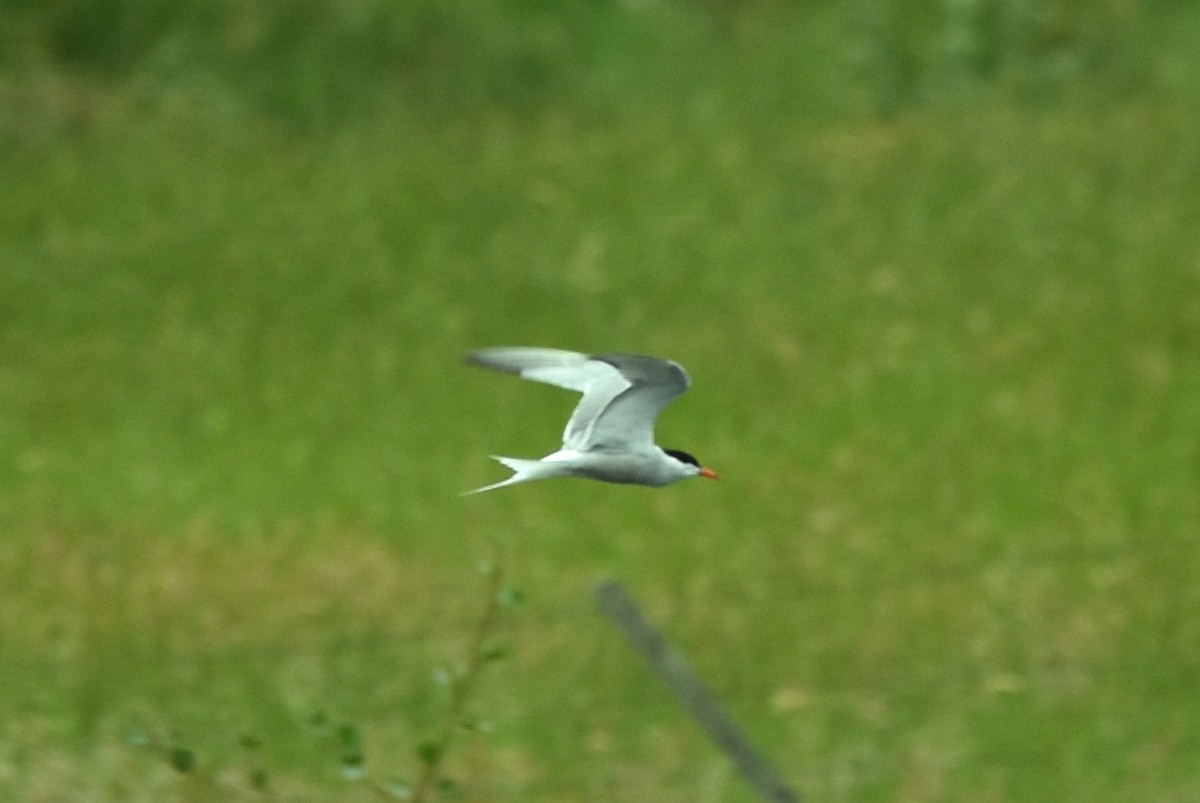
[466, 347, 629, 447]
[466, 347, 599, 391]
[580, 353, 690, 451]
[465, 348, 691, 451]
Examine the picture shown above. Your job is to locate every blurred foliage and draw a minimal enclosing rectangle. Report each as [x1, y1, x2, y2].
[0, 0, 1189, 127]
[1, 0, 1198, 800]
[2, 0, 708, 123]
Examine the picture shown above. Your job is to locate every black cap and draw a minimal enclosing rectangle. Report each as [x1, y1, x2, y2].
[664, 449, 700, 467]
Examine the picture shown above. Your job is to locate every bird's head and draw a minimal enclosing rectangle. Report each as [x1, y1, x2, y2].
[664, 449, 719, 481]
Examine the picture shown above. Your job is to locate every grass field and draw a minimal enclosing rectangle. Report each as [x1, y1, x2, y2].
[2, 2, 1200, 800]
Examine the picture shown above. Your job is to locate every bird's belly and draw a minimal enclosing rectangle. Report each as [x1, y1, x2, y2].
[561, 451, 670, 487]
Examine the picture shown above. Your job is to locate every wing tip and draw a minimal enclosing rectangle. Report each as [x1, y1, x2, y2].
[464, 347, 518, 374]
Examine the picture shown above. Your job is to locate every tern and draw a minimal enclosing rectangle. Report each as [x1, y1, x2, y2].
[464, 347, 719, 495]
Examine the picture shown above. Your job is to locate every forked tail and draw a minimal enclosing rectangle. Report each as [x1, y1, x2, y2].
[462, 456, 566, 495]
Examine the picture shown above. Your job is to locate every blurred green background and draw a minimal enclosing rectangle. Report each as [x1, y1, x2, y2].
[2, 0, 1199, 800]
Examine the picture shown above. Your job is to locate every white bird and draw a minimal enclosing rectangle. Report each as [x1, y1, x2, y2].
[464, 347, 719, 495]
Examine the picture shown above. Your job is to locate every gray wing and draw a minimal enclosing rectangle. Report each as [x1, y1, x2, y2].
[583, 353, 690, 451]
[465, 348, 691, 451]
[466, 348, 598, 391]
[466, 347, 631, 447]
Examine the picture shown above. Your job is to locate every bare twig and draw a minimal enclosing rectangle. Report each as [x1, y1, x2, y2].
[411, 562, 507, 802]
[594, 579, 799, 803]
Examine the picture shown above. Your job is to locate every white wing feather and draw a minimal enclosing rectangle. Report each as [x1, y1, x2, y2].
[465, 347, 689, 451]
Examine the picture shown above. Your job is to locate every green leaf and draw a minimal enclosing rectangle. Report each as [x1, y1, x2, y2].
[416, 739, 444, 767]
[338, 723, 365, 768]
[497, 585, 525, 609]
[169, 746, 196, 774]
[384, 778, 413, 799]
[248, 766, 270, 790]
[458, 717, 493, 734]
[124, 727, 152, 748]
[480, 638, 509, 661]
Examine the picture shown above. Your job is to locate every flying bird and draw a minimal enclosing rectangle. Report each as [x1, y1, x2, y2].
[464, 347, 718, 494]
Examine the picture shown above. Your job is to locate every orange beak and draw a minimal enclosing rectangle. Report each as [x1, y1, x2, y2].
[699, 467, 719, 480]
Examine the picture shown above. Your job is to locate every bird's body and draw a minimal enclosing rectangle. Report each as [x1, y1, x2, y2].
[464, 347, 717, 494]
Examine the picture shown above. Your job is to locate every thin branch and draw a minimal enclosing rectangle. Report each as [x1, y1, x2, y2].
[594, 579, 800, 803]
[411, 562, 506, 802]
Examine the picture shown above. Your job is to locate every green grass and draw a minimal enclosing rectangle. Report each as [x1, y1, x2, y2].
[2, 1, 1200, 800]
